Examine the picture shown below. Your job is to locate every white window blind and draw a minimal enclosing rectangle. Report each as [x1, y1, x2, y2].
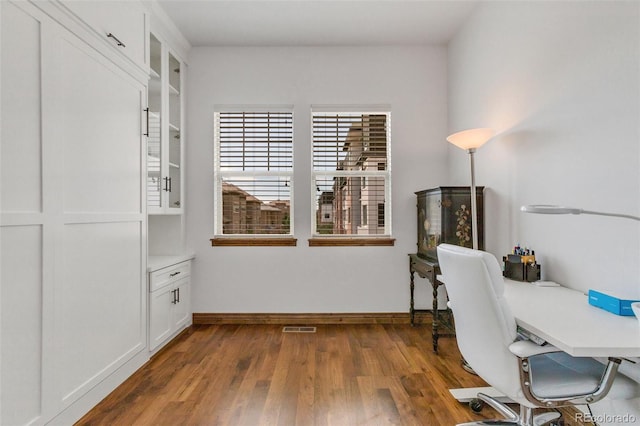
[214, 110, 293, 235]
[312, 111, 391, 236]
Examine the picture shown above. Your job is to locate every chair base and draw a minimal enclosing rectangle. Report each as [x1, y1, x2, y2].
[456, 412, 560, 426]
[457, 393, 561, 426]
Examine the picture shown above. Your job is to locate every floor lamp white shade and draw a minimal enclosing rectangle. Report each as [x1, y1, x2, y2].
[446, 128, 495, 250]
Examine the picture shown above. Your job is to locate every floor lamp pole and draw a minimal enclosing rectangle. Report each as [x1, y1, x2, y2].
[461, 146, 480, 377]
[446, 128, 494, 377]
[468, 148, 478, 250]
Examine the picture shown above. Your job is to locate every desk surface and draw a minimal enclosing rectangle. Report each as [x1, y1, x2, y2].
[504, 279, 640, 358]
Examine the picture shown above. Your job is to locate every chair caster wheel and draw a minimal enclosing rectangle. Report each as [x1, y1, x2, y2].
[469, 398, 484, 413]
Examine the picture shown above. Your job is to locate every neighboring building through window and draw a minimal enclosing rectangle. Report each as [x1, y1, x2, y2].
[311, 108, 391, 237]
[214, 109, 293, 236]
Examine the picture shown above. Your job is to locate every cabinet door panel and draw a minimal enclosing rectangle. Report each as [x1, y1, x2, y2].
[1, 225, 44, 426]
[60, 0, 146, 69]
[173, 280, 191, 330]
[57, 221, 144, 406]
[148, 35, 184, 214]
[149, 285, 175, 351]
[1, 1, 43, 213]
[51, 33, 143, 214]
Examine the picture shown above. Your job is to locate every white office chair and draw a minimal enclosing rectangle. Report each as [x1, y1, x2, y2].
[436, 243, 639, 426]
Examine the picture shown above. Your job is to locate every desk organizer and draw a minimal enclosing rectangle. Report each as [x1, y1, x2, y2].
[503, 254, 541, 282]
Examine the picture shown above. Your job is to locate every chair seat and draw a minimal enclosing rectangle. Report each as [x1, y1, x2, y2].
[529, 352, 639, 399]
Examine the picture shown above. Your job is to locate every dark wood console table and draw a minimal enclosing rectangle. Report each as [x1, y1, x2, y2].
[408, 254, 455, 353]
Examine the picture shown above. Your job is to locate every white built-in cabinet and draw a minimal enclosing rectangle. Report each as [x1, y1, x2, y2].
[1, 1, 149, 425]
[147, 32, 184, 214]
[146, 21, 192, 356]
[149, 260, 192, 352]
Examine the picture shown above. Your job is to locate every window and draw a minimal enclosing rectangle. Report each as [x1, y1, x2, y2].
[213, 109, 294, 244]
[311, 108, 392, 245]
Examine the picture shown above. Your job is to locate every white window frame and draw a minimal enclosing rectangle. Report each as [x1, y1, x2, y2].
[310, 105, 392, 238]
[213, 105, 294, 238]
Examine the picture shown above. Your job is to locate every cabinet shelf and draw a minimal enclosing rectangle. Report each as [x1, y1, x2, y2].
[168, 122, 180, 132]
[169, 84, 180, 96]
[169, 162, 180, 169]
[150, 67, 160, 79]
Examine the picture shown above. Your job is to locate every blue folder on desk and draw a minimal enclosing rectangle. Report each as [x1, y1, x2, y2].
[588, 289, 640, 316]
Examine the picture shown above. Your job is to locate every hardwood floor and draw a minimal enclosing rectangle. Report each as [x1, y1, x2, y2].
[77, 323, 588, 425]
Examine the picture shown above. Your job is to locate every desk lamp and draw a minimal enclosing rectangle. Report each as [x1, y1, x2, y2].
[521, 205, 640, 222]
[446, 128, 496, 249]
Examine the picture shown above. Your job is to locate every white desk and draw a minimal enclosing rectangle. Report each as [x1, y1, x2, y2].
[451, 279, 640, 404]
[503, 279, 640, 358]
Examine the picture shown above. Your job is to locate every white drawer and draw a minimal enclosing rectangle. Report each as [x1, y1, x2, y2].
[150, 261, 190, 292]
[60, 0, 147, 70]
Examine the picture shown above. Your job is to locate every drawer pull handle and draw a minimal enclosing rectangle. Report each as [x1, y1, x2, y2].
[177, 287, 180, 303]
[171, 289, 177, 304]
[169, 271, 181, 277]
[106, 33, 126, 47]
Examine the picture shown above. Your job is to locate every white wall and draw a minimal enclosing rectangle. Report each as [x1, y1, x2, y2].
[186, 46, 449, 313]
[448, 1, 640, 296]
[448, 1, 640, 422]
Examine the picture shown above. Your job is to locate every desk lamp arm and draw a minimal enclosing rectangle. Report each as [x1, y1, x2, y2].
[580, 210, 640, 222]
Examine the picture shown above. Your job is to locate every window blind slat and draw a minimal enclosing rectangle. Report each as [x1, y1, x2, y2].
[217, 111, 293, 173]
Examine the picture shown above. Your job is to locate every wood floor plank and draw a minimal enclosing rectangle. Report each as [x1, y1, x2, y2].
[76, 323, 591, 425]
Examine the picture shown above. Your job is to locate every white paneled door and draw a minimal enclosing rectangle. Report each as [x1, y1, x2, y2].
[48, 11, 147, 411]
[1, 1, 147, 424]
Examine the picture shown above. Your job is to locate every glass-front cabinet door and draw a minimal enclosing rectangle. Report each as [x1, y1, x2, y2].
[167, 52, 182, 211]
[147, 33, 162, 210]
[147, 33, 183, 214]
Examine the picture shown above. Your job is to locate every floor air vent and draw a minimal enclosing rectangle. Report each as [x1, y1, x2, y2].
[282, 326, 317, 333]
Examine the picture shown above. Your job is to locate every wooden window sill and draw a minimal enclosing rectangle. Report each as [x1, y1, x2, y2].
[211, 237, 297, 247]
[308, 238, 395, 247]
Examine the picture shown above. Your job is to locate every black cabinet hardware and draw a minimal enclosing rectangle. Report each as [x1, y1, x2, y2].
[106, 33, 125, 47]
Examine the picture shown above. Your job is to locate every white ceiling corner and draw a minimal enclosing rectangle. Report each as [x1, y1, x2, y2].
[155, 0, 479, 47]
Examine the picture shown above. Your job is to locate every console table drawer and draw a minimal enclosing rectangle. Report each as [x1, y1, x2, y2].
[150, 262, 190, 292]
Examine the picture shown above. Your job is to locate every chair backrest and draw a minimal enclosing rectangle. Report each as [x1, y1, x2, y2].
[437, 244, 523, 400]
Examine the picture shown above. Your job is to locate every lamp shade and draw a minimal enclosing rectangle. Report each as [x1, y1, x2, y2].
[446, 128, 495, 150]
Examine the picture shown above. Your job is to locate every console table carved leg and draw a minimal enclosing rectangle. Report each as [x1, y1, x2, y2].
[432, 276, 439, 353]
[410, 267, 416, 326]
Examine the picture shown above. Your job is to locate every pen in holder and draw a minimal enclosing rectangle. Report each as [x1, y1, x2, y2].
[503, 253, 541, 282]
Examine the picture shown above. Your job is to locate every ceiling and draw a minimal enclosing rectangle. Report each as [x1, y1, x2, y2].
[156, 0, 478, 47]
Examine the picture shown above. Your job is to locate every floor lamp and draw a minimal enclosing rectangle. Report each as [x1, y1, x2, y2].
[446, 128, 495, 376]
[446, 128, 495, 250]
